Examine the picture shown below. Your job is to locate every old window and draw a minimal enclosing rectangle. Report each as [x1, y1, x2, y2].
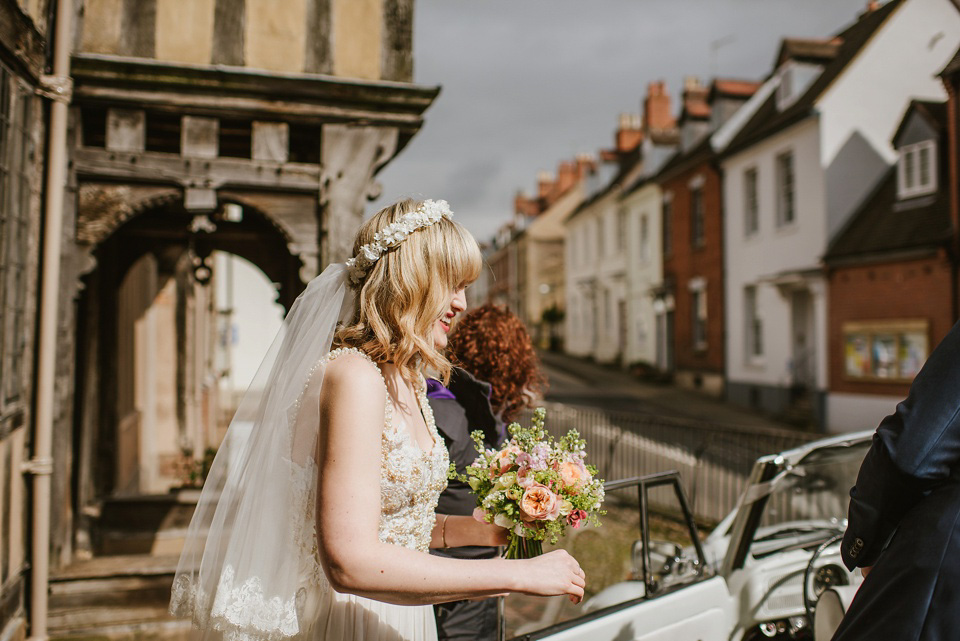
[776, 151, 795, 227]
[744, 166, 759, 236]
[843, 320, 928, 381]
[145, 111, 182, 154]
[81, 105, 107, 148]
[897, 140, 937, 199]
[0, 67, 35, 412]
[219, 118, 253, 159]
[288, 122, 322, 164]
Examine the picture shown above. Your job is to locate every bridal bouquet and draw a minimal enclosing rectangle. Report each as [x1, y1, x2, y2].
[457, 408, 605, 559]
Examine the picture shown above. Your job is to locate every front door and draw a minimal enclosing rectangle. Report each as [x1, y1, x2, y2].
[790, 289, 814, 391]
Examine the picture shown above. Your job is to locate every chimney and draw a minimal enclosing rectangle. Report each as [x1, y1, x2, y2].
[575, 153, 596, 179]
[555, 161, 577, 194]
[537, 171, 555, 201]
[615, 112, 643, 153]
[643, 80, 675, 132]
[865, 0, 880, 10]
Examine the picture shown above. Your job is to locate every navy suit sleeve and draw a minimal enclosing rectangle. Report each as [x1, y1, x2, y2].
[841, 320, 960, 570]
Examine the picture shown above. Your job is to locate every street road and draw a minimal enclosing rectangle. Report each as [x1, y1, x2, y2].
[537, 350, 796, 433]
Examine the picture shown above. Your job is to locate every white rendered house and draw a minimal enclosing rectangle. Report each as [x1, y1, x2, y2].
[720, 0, 960, 428]
[564, 162, 635, 362]
[621, 180, 664, 368]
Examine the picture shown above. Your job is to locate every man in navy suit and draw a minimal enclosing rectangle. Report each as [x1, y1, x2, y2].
[834, 320, 960, 640]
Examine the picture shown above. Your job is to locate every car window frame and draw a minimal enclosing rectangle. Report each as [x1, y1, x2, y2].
[510, 471, 711, 641]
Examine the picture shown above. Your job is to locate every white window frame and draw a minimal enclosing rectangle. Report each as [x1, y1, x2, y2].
[744, 285, 763, 362]
[775, 150, 796, 228]
[689, 278, 707, 352]
[897, 140, 937, 199]
[639, 213, 649, 263]
[776, 65, 795, 111]
[617, 207, 628, 254]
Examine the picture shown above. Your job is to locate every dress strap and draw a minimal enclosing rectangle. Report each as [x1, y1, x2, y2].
[324, 347, 393, 430]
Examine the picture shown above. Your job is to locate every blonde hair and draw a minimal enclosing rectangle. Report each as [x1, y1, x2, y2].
[336, 199, 482, 384]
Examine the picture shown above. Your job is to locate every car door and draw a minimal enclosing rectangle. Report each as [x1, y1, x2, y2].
[505, 472, 733, 641]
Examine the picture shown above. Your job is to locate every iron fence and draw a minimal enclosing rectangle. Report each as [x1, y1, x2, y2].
[515, 402, 820, 526]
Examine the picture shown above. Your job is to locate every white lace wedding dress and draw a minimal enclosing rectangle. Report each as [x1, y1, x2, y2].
[290, 348, 449, 640]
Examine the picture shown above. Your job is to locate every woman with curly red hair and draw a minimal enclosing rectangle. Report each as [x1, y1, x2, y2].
[427, 303, 548, 641]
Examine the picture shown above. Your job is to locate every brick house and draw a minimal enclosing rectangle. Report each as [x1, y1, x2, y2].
[653, 78, 759, 395]
[721, 0, 960, 429]
[824, 93, 960, 430]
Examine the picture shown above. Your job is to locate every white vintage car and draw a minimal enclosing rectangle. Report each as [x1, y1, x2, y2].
[503, 430, 873, 641]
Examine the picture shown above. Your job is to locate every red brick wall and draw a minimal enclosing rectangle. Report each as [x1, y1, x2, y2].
[828, 251, 956, 396]
[661, 161, 724, 375]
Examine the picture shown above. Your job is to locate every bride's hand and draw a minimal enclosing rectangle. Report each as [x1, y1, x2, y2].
[518, 550, 586, 604]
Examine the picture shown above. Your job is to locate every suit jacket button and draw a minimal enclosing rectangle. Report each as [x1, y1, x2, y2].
[849, 537, 864, 558]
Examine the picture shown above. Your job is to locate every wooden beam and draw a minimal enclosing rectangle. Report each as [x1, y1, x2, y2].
[381, 0, 413, 82]
[74, 85, 428, 130]
[120, 0, 156, 58]
[73, 147, 322, 192]
[212, 0, 244, 66]
[71, 54, 439, 115]
[304, 0, 332, 74]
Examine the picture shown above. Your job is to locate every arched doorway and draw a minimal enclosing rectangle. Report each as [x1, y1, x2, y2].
[73, 197, 303, 526]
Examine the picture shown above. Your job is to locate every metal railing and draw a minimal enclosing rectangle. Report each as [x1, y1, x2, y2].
[515, 402, 819, 526]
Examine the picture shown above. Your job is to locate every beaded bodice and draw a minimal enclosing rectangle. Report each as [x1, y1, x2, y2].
[291, 347, 448, 586]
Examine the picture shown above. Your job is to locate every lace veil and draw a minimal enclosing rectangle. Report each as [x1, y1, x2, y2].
[170, 262, 354, 641]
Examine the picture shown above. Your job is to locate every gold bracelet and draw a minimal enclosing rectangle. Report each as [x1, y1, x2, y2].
[441, 514, 449, 548]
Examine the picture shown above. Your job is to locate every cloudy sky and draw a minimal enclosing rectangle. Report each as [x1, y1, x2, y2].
[370, 0, 874, 242]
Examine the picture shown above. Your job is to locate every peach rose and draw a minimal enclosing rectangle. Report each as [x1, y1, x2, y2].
[559, 461, 590, 493]
[519, 484, 561, 522]
[491, 446, 521, 474]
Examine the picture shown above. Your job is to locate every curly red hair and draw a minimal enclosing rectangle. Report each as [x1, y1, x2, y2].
[446, 304, 547, 421]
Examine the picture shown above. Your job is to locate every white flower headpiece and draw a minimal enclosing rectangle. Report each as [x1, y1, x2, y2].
[346, 199, 454, 285]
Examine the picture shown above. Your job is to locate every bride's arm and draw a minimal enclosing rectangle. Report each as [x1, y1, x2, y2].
[315, 355, 584, 606]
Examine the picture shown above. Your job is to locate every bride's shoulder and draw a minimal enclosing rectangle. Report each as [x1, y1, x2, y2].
[322, 348, 385, 394]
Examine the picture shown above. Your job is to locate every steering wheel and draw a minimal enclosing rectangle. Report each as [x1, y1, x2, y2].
[803, 533, 845, 622]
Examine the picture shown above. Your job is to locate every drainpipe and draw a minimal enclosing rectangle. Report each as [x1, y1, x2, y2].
[26, 0, 74, 639]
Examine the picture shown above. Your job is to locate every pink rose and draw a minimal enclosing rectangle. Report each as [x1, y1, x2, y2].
[517, 467, 535, 488]
[473, 507, 487, 523]
[566, 509, 588, 529]
[519, 484, 561, 522]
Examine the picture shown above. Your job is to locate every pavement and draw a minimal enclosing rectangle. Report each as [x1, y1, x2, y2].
[537, 349, 804, 433]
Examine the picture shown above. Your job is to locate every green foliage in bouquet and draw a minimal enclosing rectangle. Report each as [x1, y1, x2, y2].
[453, 408, 605, 559]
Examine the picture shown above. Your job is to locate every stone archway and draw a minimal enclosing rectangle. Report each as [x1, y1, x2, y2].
[73, 191, 305, 549]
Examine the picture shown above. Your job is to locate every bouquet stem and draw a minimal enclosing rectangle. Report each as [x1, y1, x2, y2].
[503, 535, 543, 559]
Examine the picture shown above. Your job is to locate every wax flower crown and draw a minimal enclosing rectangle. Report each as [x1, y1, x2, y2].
[345, 199, 454, 285]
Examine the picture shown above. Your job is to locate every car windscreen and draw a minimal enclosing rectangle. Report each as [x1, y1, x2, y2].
[748, 441, 870, 558]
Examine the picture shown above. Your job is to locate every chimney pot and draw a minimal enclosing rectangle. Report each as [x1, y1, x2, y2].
[643, 79, 676, 132]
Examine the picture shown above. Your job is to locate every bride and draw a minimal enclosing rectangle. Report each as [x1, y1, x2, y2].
[170, 198, 585, 641]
